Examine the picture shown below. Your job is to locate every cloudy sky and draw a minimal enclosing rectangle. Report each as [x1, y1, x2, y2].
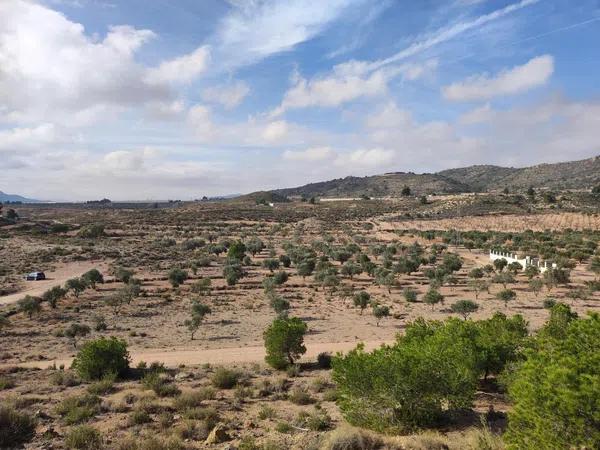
[1, 0, 599, 200]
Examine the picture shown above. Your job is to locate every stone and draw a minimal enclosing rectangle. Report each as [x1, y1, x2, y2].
[205, 424, 230, 444]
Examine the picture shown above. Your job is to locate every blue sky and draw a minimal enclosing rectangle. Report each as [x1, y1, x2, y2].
[1, 0, 599, 200]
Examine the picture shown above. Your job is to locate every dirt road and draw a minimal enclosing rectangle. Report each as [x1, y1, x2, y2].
[12, 340, 390, 370]
[0, 261, 107, 306]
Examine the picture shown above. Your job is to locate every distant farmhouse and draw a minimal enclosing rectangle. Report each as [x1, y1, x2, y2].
[489, 249, 557, 273]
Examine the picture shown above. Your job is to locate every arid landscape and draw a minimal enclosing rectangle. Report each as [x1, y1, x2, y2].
[1, 188, 599, 449]
[2, 1, 600, 448]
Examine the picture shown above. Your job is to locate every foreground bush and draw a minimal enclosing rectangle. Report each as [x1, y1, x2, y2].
[505, 311, 600, 449]
[65, 425, 102, 449]
[0, 405, 36, 447]
[333, 318, 480, 432]
[71, 337, 129, 381]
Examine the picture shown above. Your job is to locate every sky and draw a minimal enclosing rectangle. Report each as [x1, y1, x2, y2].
[1, 0, 600, 201]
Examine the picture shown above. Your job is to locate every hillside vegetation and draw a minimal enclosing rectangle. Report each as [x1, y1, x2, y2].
[272, 155, 600, 198]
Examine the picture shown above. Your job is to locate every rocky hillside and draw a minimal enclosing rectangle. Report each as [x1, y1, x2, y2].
[440, 156, 600, 191]
[274, 173, 470, 198]
[270, 155, 600, 198]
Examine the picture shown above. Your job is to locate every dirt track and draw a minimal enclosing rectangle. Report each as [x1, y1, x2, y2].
[0, 261, 107, 306]
[10, 339, 390, 370]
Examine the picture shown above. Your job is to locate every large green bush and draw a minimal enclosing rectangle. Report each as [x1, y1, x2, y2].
[71, 337, 129, 381]
[505, 312, 600, 449]
[332, 318, 479, 432]
[263, 317, 307, 369]
[333, 314, 529, 433]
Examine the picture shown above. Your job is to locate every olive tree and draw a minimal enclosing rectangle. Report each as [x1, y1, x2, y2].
[451, 300, 479, 320]
[372, 304, 390, 326]
[353, 291, 370, 315]
[64, 323, 91, 348]
[184, 300, 211, 340]
[496, 288, 517, 307]
[18, 296, 42, 319]
[42, 286, 67, 308]
[65, 278, 87, 298]
[82, 269, 104, 289]
[168, 268, 188, 288]
[423, 288, 443, 310]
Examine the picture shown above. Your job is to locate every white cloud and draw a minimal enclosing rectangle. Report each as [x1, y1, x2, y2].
[365, 102, 413, 129]
[146, 46, 210, 84]
[283, 146, 336, 162]
[144, 100, 186, 120]
[0, 124, 59, 152]
[0, 1, 170, 125]
[442, 55, 554, 101]
[0, 1, 213, 128]
[187, 105, 215, 140]
[212, 0, 367, 71]
[272, 61, 387, 114]
[262, 120, 289, 142]
[458, 103, 494, 124]
[361, 101, 485, 170]
[202, 81, 250, 109]
[102, 150, 145, 171]
[272, 57, 439, 115]
[336, 148, 395, 168]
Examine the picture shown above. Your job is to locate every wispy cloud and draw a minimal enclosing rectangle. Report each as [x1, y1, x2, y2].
[366, 0, 540, 71]
[210, 0, 368, 72]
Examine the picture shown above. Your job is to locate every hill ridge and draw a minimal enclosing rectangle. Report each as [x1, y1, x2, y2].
[269, 155, 600, 198]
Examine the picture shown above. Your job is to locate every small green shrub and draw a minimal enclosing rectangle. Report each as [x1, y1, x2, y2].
[142, 372, 180, 397]
[322, 388, 338, 402]
[181, 406, 218, 427]
[116, 435, 185, 450]
[71, 337, 129, 381]
[0, 405, 36, 447]
[296, 409, 332, 431]
[275, 421, 293, 434]
[129, 408, 151, 425]
[258, 405, 277, 420]
[0, 376, 15, 390]
[175, 419, 211, 441]
[50, 370, 80, 387]
[86, 373, 116, 395]
[211, 367, 242, 389]
[65, 425, 102, 449]
[56, 394, 101, 424]
[288, 386, 314, 405]
[173, 388, 215, 411]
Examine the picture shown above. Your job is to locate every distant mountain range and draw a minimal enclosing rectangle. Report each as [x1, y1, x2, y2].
[270, 156, 600, 198]
[0, 191, 41, 203]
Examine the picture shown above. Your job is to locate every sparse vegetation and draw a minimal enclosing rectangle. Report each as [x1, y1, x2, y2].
[1, 183, 598, 449]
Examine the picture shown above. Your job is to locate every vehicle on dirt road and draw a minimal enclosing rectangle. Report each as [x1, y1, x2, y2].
[25, 271, 46, 281]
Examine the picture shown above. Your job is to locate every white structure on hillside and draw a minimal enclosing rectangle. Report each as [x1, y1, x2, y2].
[489, 250, 557, 273]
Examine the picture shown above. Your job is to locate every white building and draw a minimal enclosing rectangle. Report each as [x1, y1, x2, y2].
[489, 249, 557, 273]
